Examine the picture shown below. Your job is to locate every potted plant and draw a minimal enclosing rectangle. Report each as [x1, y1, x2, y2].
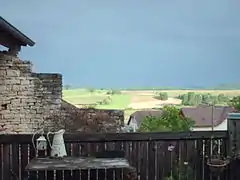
[206, 103, 231, 176]
[206, 155, 230, 176]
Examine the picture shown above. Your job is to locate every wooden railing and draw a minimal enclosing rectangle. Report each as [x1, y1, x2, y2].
[0, 131, 229, 180]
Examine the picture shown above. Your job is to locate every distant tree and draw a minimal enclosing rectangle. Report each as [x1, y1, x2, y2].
[139, 106, 195, 132]
[194, 94, 203, 106]
[217, 94, 230, 103]
[154, 92, 168, 100]
[179, 92, 230, 106]
[181, 94, 189, 105]
[187, 92, 196, 105]
[87, 88, 95, 94]
[106, 89, 121, 95]
[229, 96, 240, 111]
[102, 98, 110, 105]
[201, 93, 212, 104]
[64, 85, 71, 90]
[211, 96, 219, 105]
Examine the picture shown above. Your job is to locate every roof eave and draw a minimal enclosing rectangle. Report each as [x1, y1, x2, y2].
[0, 17, 35, 47]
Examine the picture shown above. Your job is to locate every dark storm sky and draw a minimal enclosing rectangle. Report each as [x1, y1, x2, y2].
[1, 0, 240, 88]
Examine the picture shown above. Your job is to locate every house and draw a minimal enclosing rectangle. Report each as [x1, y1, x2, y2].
[127, 110, 163, 130]
[180, 106, 235, 131]
[127, 106, 235, 132]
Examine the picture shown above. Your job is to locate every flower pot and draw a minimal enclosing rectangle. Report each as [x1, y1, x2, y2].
[207, 158, 229, 176]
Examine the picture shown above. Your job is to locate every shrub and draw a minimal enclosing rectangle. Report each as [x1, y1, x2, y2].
[139, 106, 194, 132]
[154, 92, 168, 100]
[106, 89, 122, 95]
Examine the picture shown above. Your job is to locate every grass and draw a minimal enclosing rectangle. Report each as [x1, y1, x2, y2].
[63, 89, 131, 109]
[96, 94, 131, 110]
[64, 95, 107, 105]
[63, 88, 240, 122]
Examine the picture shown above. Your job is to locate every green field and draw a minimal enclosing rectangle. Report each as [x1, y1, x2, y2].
[63, 88, 240, 121]
[63, 89, 131, 109]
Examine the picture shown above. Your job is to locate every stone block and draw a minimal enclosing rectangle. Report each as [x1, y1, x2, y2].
[5, 79, 21, 85]
[20, 80, 30, 85]
[6, 70, 20, 77]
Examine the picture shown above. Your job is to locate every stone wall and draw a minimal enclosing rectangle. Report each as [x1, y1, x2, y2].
[0, 52, 62, 133]
[0, 52, 124, 134]
[51, 100, 124, 133]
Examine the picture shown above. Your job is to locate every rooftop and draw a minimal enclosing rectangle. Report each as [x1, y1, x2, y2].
[0, 16, 35, 49]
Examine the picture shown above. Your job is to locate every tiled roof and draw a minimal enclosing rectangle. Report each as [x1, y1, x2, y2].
[181, 106, 234, 127]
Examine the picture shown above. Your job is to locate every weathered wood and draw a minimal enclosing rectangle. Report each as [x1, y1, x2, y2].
[25, 157, 130, 171]
[227, 113, 240, 157]
[148, 141, 156, 180]
[0, 144, 3, 180]
[2, 144, 10, 180]
[11, 143, 20, 180]
[0, 131, 228, 144]
[0, 132, 231, 180]
[227, 113, 240, 180]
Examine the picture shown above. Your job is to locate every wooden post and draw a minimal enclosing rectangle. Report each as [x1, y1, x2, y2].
[227, 113, 240, 158]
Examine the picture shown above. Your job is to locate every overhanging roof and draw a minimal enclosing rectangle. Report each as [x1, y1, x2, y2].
[0, 16, 35, 47]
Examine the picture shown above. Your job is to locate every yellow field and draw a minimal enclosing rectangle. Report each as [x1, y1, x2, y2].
[63, 89, 240, 122]
[122, 90, 240, 97]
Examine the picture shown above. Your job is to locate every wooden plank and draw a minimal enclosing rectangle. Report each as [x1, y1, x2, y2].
[148, 141, 156, 180]
[156, 141, 164, 180]
[97, 169, 106, 180]
[107, 168, 114, 180]
[3, 144, 10, 180]
[29, 144, 37, 179]
[115, 168, 123, 180]
[204, 139, 212, 180]
[80, 142, 89, 157]
[131, 141, 137, 175]
[25, 157, 130, 171]
[71, 143, 80, 157]
[55, 170, 64, 180]
[64, 143, 72, 178]
[0, 144, 3, 180]
[21, 144, 29, 180]
[72, 170, 80, 179]
[64, 170, 72, 180]
[38, 170, 45, 180]
[46, 171, 54, 180]
[186, 140, 197, 180]
[11, 143, 20, 180]
[0, 131, 228, 143]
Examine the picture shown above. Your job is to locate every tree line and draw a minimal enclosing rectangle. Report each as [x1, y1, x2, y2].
[154, 91, 232, 105]
[178, 92, 230, 106]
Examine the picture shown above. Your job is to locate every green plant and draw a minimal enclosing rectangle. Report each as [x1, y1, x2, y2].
[154, 92, 168, 100]
[106, 89, 122, 95]
[229, 96, 240, 111]
[164, 157, 194, 180]
[179, 92, 230, 106]
[139, 106, 195, 132]
[164, 158, 194, 180]
[87, 88, 95, 94]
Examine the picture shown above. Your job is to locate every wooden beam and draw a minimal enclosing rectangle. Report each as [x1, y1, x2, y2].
[0, 131, 228, 144]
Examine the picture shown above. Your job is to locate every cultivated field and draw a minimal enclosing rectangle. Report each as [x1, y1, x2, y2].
[63, 89, 240, 121]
